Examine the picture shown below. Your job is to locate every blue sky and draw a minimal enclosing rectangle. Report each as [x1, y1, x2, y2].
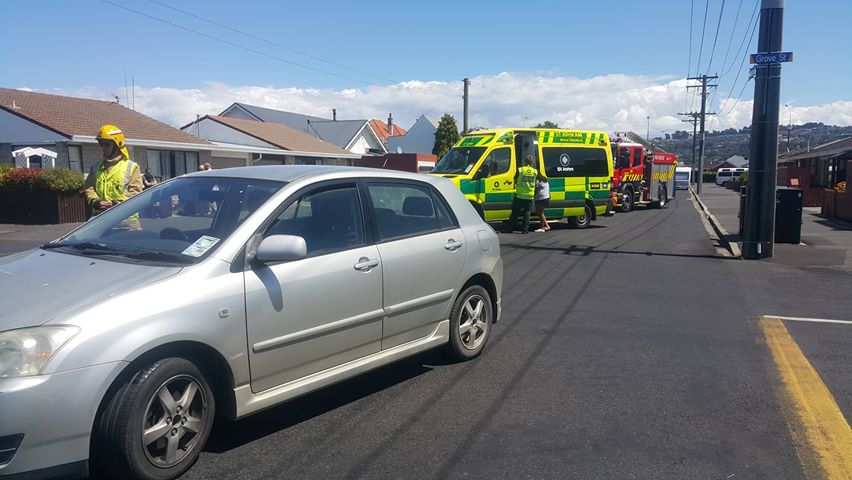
[1, 0, 850, 132]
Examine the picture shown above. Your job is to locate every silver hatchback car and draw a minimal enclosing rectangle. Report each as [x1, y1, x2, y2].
[0, 166, 502, 479]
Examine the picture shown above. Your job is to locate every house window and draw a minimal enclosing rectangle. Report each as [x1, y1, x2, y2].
[147, 149, 199, 180]
[69, 145, 83, 172]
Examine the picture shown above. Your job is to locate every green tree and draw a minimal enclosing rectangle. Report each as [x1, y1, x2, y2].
[433, 113, 461, 160]
[533, 120, 559, 129]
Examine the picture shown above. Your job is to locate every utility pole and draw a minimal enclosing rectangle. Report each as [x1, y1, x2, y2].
[646, 115, 650, 141]
[743, 0, 785, 260]
[462, 78, 470, 134]
[686, 75, 718, 194]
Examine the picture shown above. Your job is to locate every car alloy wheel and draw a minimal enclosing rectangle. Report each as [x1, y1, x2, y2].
[459, 293, 489, 351]
[142, 374, 208, 468]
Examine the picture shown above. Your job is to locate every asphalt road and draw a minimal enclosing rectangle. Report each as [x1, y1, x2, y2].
[3, 192, 849, 479]
[174, 194, 841, 480]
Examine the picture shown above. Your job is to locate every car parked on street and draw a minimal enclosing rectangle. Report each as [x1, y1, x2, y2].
[0, 165, 503, 480]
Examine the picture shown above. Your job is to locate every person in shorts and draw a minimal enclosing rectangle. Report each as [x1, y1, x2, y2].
[533, 174, 551, 232]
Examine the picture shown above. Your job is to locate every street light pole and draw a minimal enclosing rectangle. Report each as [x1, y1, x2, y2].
[784, 104, 792, 151]
[646, 115, 650, 141]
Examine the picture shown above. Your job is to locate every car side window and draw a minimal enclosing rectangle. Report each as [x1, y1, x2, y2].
[264, 185, 365, 256]
[433, 190, 457, 230]
[367, 183, 440, 241]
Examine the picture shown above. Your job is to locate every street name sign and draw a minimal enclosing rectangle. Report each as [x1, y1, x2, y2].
[750, 52, 794, 64]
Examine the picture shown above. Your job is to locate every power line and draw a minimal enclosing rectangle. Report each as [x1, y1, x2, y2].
[144, 0, 397, 85]
[718, 14, 759, 116]
[718, 0, 745, 79]
[720, 69, 755, 118]
[705, 0, 727, 73]
[695, 0, 710, 76]
[685, 0, 695, 114]
[100, 0, 379, 85]
[721, 0, 760, 77]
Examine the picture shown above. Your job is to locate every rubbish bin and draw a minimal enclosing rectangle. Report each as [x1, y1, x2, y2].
[739, 186, 748, 235]
[775, 187, 803, 244]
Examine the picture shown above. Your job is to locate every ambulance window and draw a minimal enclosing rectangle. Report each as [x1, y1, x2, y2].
[542, 147, 609, 178]
[478, 148, 511, 178]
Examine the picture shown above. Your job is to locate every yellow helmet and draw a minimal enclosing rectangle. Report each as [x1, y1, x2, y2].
[96, 124, 129, 159]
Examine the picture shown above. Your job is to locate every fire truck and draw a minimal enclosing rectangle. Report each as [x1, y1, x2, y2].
[610, 135, 677, 212]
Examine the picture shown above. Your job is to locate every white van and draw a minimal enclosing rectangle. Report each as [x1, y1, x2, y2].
[715, 167, 748, 186]
[675, 166, 692, 190]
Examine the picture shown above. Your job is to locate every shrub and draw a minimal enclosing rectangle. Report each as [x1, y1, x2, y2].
[0, 168, 41, 191]
[36, 168, 85, 193]
[0, 167, 85, 193]
[702, 171, 717, 183]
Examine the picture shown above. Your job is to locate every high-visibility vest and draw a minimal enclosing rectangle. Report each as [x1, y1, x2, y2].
[91, 159, 138, 213]
[515, 165, 537, 200]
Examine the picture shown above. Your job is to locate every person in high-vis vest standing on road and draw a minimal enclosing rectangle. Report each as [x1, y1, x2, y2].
[84, 125, 143, 227]
[510, 154, 538, 234]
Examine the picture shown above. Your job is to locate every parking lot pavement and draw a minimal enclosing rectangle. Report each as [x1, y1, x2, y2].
[698, 183, 852, 270]
[0, 222, 80, 256]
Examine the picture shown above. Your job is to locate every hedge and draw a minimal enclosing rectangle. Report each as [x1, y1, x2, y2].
[0, 167, 85, 193]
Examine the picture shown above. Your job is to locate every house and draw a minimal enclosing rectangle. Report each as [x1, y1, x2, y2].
[181, 115, 359, 166]
[0, 87, 213, 180]
[369, 114, 407, 147]
[776, 136, 852, 207]
[713, 155, 749, 171]
[219, 102, 386, 155]
[388, 115, 439, 155]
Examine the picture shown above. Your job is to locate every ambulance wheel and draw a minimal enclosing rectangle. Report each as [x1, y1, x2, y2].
[447, 285, 493, 361]
[568, 204, 592, 229]
[619, 189, 634, 213]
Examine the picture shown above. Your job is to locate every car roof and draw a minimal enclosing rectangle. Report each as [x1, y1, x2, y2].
[185, 165, 449, 187]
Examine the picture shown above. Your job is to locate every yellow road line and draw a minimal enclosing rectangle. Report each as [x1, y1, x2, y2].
[759, 315, 852, 479]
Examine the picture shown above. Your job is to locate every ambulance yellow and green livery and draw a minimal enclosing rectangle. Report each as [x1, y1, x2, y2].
[431, 128, 614, 227]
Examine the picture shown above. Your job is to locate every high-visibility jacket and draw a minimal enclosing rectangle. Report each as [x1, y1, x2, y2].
[515, 165, 537, 200]
[84, 158, 142, 214]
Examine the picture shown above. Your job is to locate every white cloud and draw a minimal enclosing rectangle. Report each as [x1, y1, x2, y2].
[38, 72, 852, 136]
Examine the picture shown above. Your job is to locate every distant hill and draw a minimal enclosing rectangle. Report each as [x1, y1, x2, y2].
[652, 123, 852, 168]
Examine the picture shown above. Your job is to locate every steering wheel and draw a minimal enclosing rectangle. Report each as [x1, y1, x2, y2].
[159, 227, 190, 242]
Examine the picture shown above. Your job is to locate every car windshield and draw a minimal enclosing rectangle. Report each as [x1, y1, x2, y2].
[46, 176, 285, 264]
[432, 147, 486, 174]
[675, 172, 690, 180]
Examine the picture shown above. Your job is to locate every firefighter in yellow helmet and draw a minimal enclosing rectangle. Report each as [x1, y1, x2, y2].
[83, 125, 143, 225]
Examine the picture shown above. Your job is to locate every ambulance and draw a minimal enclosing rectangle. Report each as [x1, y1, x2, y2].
[431, 128, 614, 228]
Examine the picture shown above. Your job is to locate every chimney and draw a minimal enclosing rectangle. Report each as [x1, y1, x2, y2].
[387, 113, 394, 136]
[332, 108, 337, 121]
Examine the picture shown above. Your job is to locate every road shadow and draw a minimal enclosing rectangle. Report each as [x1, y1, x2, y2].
[812, 217, 852, 232]
[510, 243, 736, 260]
[202, 348, 454, 453]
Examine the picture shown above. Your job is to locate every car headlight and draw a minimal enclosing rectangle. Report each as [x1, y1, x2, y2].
[0, 326, 80, 378]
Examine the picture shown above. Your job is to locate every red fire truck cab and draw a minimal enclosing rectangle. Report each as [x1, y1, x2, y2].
[611, 140, 677, 212]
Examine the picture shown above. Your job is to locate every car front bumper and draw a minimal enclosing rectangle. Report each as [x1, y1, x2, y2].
[0, 361, 126, 478]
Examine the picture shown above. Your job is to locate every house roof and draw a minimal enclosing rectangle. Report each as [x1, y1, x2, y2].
[778, 136, 852, 162]
[204, 115, 351, 155]
[369, 119, 407, 140]
[0, 87, 209, 145]
[220, 102, 381, 151]
[720, 155, 749, 168]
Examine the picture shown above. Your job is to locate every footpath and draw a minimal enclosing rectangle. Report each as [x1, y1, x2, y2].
[695, 183, 852, 271]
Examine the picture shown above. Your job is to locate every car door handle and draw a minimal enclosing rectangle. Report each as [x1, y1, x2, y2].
[444, 239, 463, 251]
[354, 258, 380, 271]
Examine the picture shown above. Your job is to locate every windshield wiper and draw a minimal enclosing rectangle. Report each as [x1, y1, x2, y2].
[42, 241, 115, 251]
[121, 250, 195, 264]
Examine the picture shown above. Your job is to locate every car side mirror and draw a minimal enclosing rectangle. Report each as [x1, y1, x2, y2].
[255, 235, 307, 263]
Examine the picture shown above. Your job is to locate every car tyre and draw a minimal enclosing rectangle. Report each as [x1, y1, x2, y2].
[93, 357, 215, 480]
[568, 204, 592, 229]
[447, 285, 493, 361]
